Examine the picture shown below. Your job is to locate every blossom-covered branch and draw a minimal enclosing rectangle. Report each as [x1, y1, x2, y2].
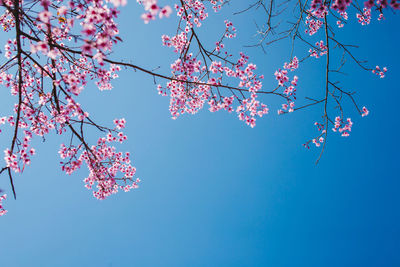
[0, 0, 396, 215]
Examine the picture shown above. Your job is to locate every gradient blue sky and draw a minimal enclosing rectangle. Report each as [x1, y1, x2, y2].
[0, 2, 399, 267]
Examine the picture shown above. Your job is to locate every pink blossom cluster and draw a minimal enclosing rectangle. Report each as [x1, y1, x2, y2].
[210, 0, 225, 12]
[309, 0, 328, 17]
[278, 102, 295, 114]
[305, 0, 327, 36]
[4, 131, 35, 173]
[309, 40, 328, 58]
[27, 0, 129, 68]
[364, 0, 400, 9]
[175, 0, 209, 29]
[0, 194, 7, 216]
[32, 0, 125, 62]
[312, 136, 325, 147]
[224, 20, 237, 39]
[336, 12, 348, 28]
[215, 41, 225, 53]
[4, 38, 16, 59]
[0, 9, 14, 32]
[137, 0, 172, 23]
[235, 98, 269, 128]
[0, 0, 142, 211]
[303, 122, 326, 149]
[162, 32, 188, 53]
[114, 118, 126, 129]
[332, 117, 353, 137]
[283, 56, 299, 71]
[82, 137, 139, 199]
[59, 119, 138, 199]
[274, 69, 289, 86]
[158, 2, 273, 128]
[79, 2, 123, 58]
[356, 8, 371, 25]
[159, 50, 269, 128]
[363, 0, 376, 8]
[361, 106, 369, 117]
[371, 66, 387, 78]
[110, 0, 128, 7]
[0, 116, 5, 133]
[276, 58, 299, 114]
[305, 17, 323, 36]
[331, 0, 352, 12]
[389, 0, 400, 9]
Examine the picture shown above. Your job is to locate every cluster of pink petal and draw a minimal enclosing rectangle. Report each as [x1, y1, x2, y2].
[215, 41, 225, 52]
[372, 66, 387, 78]
[279, 102, 295, 114]
[305, 17, 324, 36]
[310, 0, 328, 16]
[309, 40, 328, 58]
[95, 64, 122, 91]
[83, 137, 138, 199]
[224, 20, 237, 39]
[364, 0, 400, 9]
[305, 0, 327, 35]
[301, 1, 395, 149]
[4, 38, 16, 59]
[159, 48, 268, 127]
[276, 58, 299, 114]
[0, 9, 14, 32]
[4, 131, 35, 173]
[59, 122, 138, 199]
[305, 0, 328, 36]
[283, 56, 299, 70]
[0, 194, 7, 216]
[303, 122, 326, 149]
[312, 136, 325, 147]
[0, 1, 140, 208]
[158, 2, 270, 128]
[332, 117, 353, 137]
[114, 118, 126, 129]
[336, 11, 348, 28]
[175, 0, 209, 30]
[236, 98, 269, 128]
[210, 0, 225, 12]
[162, 32, 188, 53]
[274, 69, 289, 86]
[29, 0, 125, 61]
[361, 106, 369, 117]
[356, 8, 371, 25]
[388, 0, 400, 9]
[331, 0, 352, 12]
[137, 0, 172, 23]
[110, 0, 128, 7]
[0, 116, 5, 133]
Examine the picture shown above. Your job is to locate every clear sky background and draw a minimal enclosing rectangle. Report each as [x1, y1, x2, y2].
[0, 2, 399, 267]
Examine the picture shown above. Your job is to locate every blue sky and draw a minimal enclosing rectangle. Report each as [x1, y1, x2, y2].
[0, 2, 399, 266]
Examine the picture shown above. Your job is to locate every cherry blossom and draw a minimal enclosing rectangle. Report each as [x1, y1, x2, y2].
[0, 194, 7, 216]
[0, 0, 396, 216]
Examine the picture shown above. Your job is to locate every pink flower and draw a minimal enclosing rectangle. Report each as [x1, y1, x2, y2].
[57, 6, 68, 16]
[38, 11, 52, 23]
[0, 194, 7, 216]
[110, 0, 127, 7]
[159, 6, 172, 18]
[141, 12, 155, 24]
[361, 106, 369, 117]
